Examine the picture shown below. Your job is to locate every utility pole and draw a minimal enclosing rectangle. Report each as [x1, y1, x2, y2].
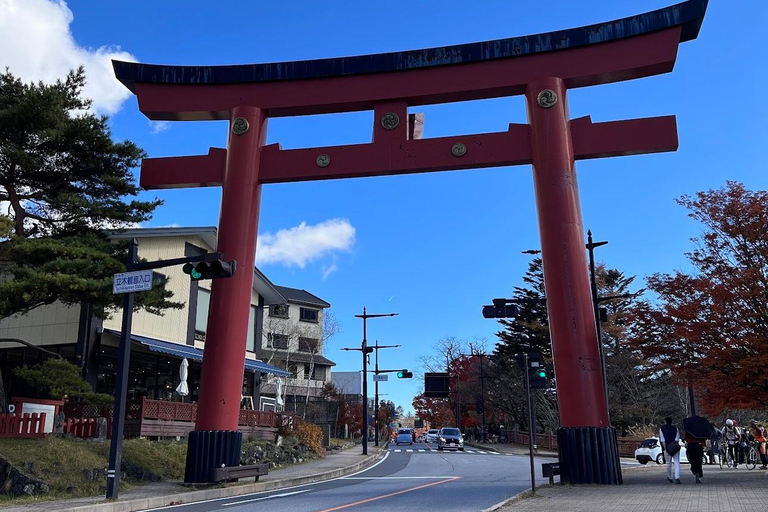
[345, 308, 397, 455]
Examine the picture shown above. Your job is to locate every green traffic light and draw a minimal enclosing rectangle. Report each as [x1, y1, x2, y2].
[538, 370, 546, 378]
[397, 372, 404, 378]
[182, 263, 202, 280]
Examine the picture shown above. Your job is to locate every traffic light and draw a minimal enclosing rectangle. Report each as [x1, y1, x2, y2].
[482, 304, 518, 319]
[397, 369, 413, 379]
[527, 362, 548, 389]
[183, 259, 236, 281]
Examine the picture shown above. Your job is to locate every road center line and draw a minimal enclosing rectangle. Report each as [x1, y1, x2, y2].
[343, 476, 458, 479]
[314, 477, 462, 512]
[222, 489, 312, 506]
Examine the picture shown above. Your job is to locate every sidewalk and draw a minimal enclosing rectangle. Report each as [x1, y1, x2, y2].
[0, 444, 386, 512]
[475, 442, 768, 512]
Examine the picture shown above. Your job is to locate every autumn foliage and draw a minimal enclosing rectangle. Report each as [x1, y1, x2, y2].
[628, 182, 768, 414]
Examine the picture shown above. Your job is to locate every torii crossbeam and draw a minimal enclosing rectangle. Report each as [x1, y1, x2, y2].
[114, 0, 707, 485]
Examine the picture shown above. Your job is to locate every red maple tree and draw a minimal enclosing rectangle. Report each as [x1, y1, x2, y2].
[627, 182, 768, 414]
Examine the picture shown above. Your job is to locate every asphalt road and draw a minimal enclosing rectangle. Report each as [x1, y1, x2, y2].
[143, 441, 551, 512]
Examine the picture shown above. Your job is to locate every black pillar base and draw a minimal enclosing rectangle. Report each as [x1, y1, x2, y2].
[557, 426, 623, 485]
[184, 430, 242, 483]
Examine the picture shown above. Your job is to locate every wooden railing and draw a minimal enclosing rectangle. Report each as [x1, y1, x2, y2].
[0, 413, 47, 438]
[487, 429, 642, 458]
[64, 398, 298, 434]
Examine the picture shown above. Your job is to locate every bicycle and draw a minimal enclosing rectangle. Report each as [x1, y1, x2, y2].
[719, 444, 734, 469]
[745, 441, 760, 470]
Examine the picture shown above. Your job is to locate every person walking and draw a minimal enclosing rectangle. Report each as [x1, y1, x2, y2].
[722, 419, 741, 468]
[685, 432, 705, 484]
[708, 424, 721, 465]
[660, 417, 682, 484]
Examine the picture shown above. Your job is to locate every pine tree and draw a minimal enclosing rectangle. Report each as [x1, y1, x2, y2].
[0, 68, 181, 318]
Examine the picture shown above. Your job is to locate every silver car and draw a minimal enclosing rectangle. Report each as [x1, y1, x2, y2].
[425, 429, 440, 443]
[437, 427, 464, 451]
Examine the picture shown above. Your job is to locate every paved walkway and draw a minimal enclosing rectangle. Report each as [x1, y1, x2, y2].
[469, 442, 768, 512]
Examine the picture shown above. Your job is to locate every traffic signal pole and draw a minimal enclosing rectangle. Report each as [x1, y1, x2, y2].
[106, 239, 137, 500]
[372, 340, 400, 447]
[524, 353, 536, 494]
[106, 241, 238, 497]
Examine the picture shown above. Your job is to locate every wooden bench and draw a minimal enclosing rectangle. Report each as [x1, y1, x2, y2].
[541, 462, 561, 485]
[211, 463, 269, 483]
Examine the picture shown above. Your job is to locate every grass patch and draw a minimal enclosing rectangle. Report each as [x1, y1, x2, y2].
[0, 436, 187, 504]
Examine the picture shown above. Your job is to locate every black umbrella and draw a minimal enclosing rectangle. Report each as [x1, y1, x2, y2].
[683, 415, 714, 440]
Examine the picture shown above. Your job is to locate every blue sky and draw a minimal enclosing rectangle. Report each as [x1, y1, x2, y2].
[2, 0, 766, 415]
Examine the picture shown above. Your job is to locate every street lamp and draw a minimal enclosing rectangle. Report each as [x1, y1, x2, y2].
[585, 230, 609, 419]
[343, 307, 397, 456]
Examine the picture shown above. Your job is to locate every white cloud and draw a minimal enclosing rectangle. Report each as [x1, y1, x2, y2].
[321, 262, 338, 280]
[149, 121, 171, 135]
[256, 219, 355, 268]
[0, 0, 136, 115]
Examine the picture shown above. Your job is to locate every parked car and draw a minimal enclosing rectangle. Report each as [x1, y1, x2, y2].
[635, 437, 690, 464]
[425, 429, 440, 443]
[437, 427, 464, 451]
[395, 428, 413, 445]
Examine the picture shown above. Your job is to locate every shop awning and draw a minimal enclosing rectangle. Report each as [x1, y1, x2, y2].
[103, 329, 291, 377]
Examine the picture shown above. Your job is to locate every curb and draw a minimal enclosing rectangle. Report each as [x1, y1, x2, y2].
[56, 450, 386, 512]
[480, 488, 533, 512]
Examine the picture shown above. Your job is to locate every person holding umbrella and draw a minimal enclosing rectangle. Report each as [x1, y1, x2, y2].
[683, 415, 715, 484]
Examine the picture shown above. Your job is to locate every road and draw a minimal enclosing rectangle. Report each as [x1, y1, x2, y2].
[144, 441, 551, 512]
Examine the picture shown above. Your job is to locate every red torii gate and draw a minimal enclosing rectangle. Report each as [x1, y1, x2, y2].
[114, 0, 707, 484]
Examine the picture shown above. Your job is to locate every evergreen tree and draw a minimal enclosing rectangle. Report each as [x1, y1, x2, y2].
[0, 68, 181, 318]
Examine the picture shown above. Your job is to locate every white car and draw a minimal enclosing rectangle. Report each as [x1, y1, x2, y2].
[425, 429, 440, 443]
[635, 437, 691, 464]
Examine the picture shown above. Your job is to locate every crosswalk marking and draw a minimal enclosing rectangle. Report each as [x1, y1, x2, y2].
[389, 447, 510, 455]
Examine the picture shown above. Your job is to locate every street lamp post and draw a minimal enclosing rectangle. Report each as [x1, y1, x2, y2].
[345, 307, 397, 456]
[373, 340, 400, 446]
[586, 230, 609, 420]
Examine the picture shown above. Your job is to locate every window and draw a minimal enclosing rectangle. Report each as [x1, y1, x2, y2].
[267, 333, 289, 350]
[269, 304, 289, 318]
[246, 305, 257, 352]
[195, 288, 211, 334]
[303, 364, 325, 380]
[298, 337, 319, 353]
[300, 307, 318, 323]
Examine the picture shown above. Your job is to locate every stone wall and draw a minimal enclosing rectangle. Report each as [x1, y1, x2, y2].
[0, 457, 49, 496]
